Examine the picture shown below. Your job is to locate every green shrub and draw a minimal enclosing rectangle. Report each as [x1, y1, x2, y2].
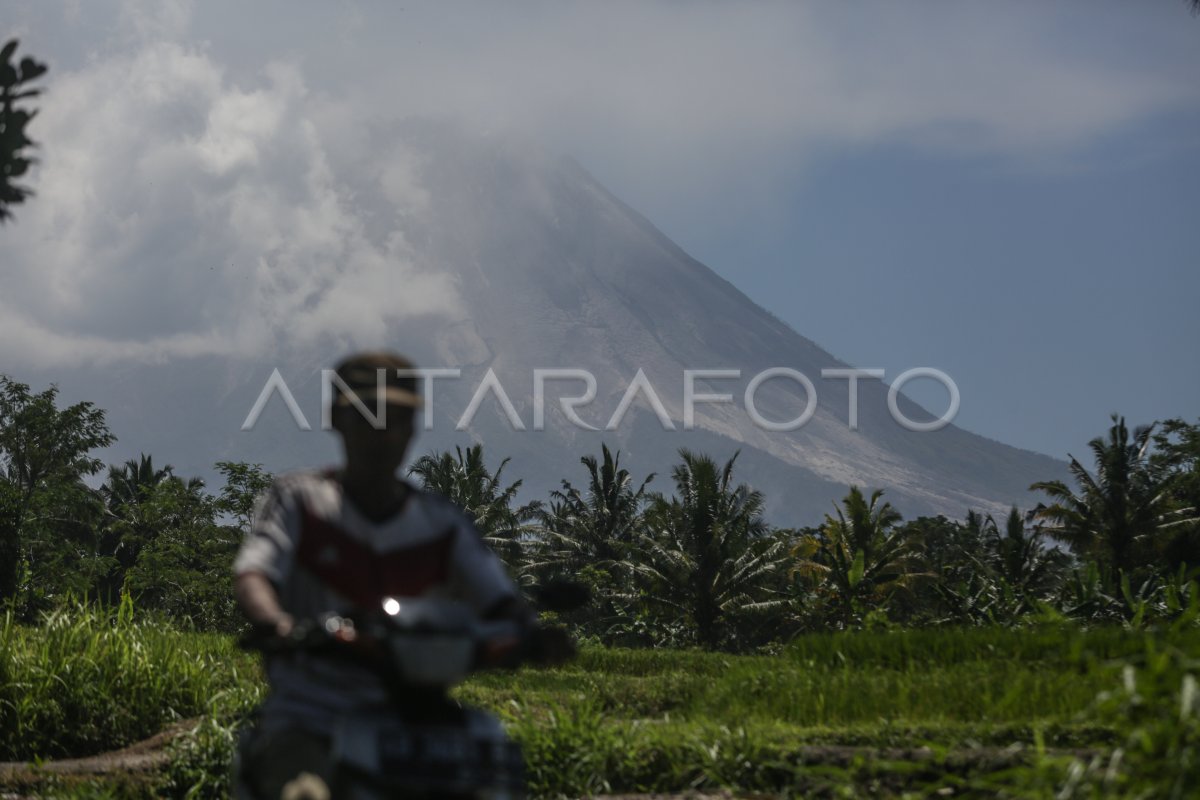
[0, 596, 258, 760]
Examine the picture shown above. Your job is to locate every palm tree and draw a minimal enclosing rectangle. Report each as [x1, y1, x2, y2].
[0, 40, 48, 223]
[629, 450, 785, 649]
[533, 444, 653, 573]
[101, 454, 175, 512]
[1031, 415, 1186, 578]
[97, 454, 205, 602]
[985, 507, 1067, 598]
[408, 444, 539, 574]
[1150, 418, 1200, 571]
[909, 513, 989, 581]
[527, 445, 653, 641]
[791, 486, 925, 626]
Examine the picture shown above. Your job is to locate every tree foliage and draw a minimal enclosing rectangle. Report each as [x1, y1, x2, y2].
[214, 460, 274, 534]
[123, 476, 243, 632]
[629, 450, 786, 649]
[1031, 414, 1194, 578]
[534, 443, 652, 573]
[529, 445, 653, 642]
[409, 444, 539, 574]
[0, 375, 1196, 645]
[0, 376, 114, 611]
[0, 39, 47, 223]
[985, 506, 1067, 598]
[791, 486, 926, 627]
[1150, 418, 1200, 571]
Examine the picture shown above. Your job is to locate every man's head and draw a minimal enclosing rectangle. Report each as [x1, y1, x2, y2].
[330, 351, 422, 474]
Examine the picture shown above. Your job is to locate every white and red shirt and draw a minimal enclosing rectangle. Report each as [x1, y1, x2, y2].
[234, 469, 517, 730]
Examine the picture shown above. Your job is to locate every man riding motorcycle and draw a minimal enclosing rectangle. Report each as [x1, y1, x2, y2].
[233, 351, 561, 799]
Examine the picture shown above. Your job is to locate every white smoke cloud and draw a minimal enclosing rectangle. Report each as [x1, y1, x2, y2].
[1, 22, 461, 368]
[3, 0, 1197, 370]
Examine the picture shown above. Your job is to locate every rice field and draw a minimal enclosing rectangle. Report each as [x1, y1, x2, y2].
[2, 602, 1197, 798]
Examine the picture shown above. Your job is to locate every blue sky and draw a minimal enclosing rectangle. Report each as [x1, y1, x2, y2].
[4, 0, 1198, 463]
[643, 125, 1200, 459]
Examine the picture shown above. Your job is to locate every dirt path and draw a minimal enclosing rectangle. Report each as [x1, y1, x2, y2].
[0, 718, 198, 788]
[0, 725, 1098, 799]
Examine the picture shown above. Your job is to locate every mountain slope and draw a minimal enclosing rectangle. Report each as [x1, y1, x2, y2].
[376, 120, 1066, 522]
[16, 120, 1067, 525]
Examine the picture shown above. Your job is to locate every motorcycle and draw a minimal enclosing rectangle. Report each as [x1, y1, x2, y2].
[233, 584, 583, 800]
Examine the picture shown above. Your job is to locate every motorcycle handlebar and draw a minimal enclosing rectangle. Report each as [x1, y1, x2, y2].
[239, 609, 575, 670]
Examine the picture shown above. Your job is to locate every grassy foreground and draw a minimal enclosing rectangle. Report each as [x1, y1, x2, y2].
[1, 603, 1198, 798]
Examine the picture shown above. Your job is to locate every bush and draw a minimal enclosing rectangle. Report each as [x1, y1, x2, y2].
[0, 596, 258, 761]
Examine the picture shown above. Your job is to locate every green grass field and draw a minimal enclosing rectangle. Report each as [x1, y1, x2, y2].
[2, 603, 1197, 798]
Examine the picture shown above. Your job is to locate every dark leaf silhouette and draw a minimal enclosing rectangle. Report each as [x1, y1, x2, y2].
[1, 39, 48, 222]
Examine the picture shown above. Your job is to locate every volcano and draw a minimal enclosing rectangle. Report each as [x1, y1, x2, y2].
[15, 120, 1066, 526]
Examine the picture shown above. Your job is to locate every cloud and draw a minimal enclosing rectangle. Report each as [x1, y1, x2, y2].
[286, 2, 1196, 158]
[2, 31, 462, 368]
[212, 1, 1196, 236]
[4, 0, 1197, 369]
[117, 0, 193, 43]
